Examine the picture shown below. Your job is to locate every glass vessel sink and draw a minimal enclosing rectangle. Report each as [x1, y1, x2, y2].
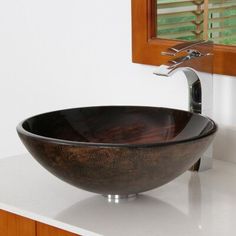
[17, 106, 217, 198]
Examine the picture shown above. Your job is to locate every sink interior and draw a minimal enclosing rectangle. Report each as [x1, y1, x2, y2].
[22, 106, 215, 145]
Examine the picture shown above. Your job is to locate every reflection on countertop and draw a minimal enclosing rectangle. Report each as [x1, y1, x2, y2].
[56, 194, 200, 236]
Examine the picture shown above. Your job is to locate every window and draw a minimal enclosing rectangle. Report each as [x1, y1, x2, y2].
[132, 0, 236, 75]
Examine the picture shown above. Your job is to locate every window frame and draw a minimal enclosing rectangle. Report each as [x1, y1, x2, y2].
[132, 0, 236, 76]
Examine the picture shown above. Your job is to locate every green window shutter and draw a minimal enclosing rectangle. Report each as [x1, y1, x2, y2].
[157, 0, 236, 45]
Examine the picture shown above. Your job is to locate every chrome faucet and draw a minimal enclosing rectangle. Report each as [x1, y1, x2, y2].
[154, 40, 214, 172]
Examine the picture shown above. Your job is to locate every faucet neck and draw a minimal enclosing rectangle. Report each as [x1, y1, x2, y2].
[153, 40, 214, 172]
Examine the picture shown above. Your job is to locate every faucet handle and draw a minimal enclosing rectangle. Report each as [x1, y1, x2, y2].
[161, 40, 212, 57]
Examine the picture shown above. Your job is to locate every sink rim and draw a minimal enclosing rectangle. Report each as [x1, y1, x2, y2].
[17, 105, 217, 148]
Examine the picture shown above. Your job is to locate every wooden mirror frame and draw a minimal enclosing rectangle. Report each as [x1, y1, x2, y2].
[132, 0, 236, 76]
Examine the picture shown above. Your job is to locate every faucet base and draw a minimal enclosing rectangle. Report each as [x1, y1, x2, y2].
[189, 159, 201, 172]
[190, 145, 213, 172]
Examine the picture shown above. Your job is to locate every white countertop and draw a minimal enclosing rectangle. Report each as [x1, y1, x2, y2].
[0, 154, 236, 236]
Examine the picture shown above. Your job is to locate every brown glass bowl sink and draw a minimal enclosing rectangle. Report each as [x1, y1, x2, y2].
[17, 106, 217, 197]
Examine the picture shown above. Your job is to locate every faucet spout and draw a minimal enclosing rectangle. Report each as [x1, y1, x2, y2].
[154, 40, 214, 172]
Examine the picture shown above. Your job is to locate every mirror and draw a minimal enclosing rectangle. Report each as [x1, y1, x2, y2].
[157, 0, 236, 45]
